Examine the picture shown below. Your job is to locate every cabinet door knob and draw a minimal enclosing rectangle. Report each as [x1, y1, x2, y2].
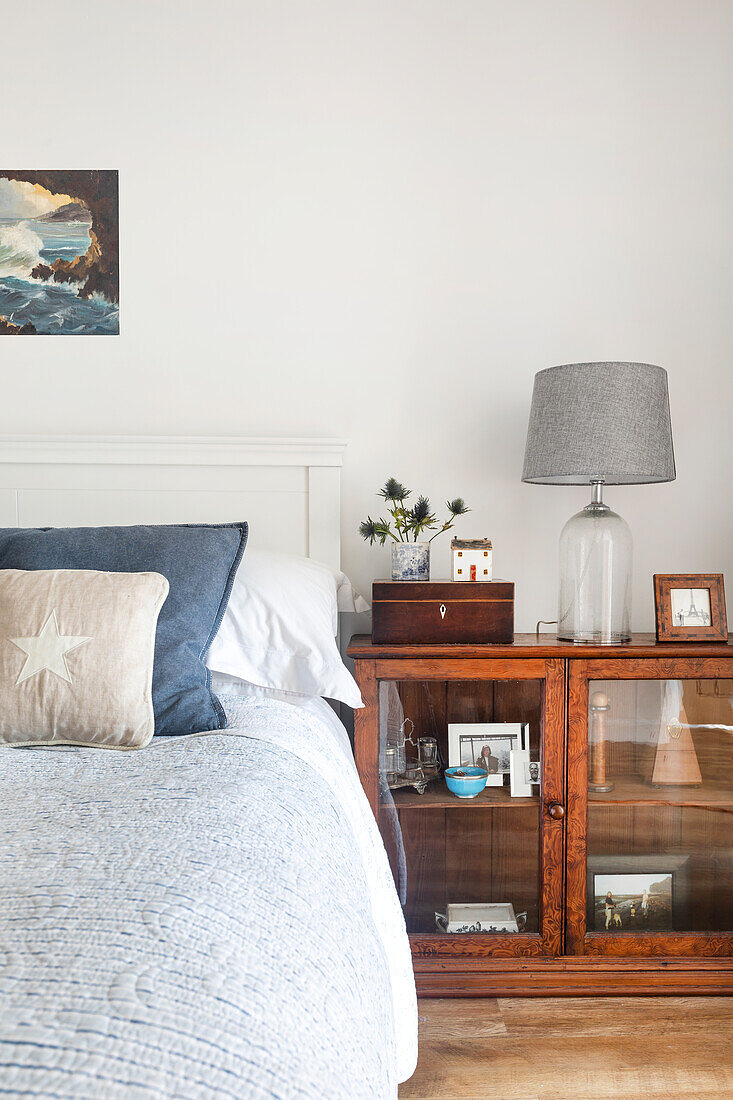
[547, 801, 565, 820]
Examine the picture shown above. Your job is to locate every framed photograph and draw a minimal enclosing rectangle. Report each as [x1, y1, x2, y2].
[654, 574, 727, 642]
[509, 748, 541, 797]
[447, 722, 526, 777]
[587, 855, 690, 933]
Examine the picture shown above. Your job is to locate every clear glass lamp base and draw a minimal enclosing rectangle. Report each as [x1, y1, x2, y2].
[558, 629, 631, 645]
[557, 484, 632, 645]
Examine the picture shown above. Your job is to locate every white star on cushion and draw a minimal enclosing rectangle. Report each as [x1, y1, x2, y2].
[9, 609, 91, 686]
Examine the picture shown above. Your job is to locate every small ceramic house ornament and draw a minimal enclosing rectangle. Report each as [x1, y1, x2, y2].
[451, 538, 493, 582]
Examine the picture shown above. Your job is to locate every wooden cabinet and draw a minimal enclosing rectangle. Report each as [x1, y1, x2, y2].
[348, 634, 733, 995]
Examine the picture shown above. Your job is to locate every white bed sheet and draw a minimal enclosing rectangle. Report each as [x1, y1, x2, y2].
[213, 689, 419, 1082]
[0, 692, 418, 1098]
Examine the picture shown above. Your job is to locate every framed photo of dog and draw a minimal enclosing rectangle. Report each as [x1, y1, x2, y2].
[587, 855, 691, 933]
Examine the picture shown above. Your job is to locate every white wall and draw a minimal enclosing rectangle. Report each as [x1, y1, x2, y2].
[4, 0, 732, 631]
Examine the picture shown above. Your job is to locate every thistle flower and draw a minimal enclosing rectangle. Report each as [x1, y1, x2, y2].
[406, 495, 437, 540]
[411, 495, 432, 523]
[446, 497, 470, 516]
[359, 517, 379, 544]
[359, 516, 394, 545]
[379, 477, 410, 502]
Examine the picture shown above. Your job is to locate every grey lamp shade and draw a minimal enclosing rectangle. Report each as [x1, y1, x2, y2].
[522, 362, 676, 485]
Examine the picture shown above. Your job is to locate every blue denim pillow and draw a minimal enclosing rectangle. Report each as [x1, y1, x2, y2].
[0, 522, 248, 736]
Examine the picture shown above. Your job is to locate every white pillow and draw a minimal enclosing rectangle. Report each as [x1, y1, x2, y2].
[206, 550, 367, 708]
[210, 673, 325, 707]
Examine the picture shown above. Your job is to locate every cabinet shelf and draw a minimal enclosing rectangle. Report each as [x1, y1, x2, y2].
[384, 782, 538, 810]
[589, 777, 733, 809]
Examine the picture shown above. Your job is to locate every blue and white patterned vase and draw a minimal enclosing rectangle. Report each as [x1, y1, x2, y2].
[391, 542, 430, 581]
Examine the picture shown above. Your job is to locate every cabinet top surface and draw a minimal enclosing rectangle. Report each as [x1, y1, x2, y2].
[347, 632, 733, 660]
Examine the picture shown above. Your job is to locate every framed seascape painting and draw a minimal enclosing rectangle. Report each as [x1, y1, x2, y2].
[0, 170, 118, 335]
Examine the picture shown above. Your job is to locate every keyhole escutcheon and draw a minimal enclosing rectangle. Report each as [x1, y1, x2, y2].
[439, 604, 447, 619]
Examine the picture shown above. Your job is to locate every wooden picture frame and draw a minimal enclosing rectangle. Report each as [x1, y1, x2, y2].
[586, 855, 691, 934]
[654, 574, 727, 642]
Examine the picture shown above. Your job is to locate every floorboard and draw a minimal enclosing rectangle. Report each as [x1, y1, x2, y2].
[401, 997, 733, 1099]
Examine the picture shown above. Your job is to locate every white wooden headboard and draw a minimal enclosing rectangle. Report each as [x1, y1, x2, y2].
[0, 436, 346, 571]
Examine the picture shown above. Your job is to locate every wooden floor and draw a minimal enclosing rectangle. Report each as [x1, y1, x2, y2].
[400, 997, 733, 1099]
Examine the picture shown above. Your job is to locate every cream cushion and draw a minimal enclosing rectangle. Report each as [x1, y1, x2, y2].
[0, 569, 169, 749]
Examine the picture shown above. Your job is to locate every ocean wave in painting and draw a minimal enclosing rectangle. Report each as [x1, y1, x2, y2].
[0, 221, 43, 278]
[0, 276, 119, 335]
[0, 214, 114, 335]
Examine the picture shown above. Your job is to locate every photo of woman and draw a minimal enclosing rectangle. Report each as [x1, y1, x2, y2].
[604, 891, 622, 929]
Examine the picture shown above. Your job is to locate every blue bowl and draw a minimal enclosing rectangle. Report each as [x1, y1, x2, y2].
[445, 766, 488, 799]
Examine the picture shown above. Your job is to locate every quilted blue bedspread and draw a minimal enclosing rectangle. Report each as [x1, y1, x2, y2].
[0, 695, 417, 1099]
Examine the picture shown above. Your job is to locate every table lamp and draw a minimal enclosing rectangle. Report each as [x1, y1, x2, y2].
[522, 362, 675, 643]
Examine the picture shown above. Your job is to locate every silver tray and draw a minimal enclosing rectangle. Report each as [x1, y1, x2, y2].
[386, 763, 441, 795]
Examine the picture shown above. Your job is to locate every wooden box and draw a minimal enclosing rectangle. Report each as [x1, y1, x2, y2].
[371, 579, 514, 645]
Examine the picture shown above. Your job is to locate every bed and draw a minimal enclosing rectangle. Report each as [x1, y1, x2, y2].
[0, 437, 417, 1099]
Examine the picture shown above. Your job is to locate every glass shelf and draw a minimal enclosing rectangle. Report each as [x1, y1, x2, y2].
[589, 777, 733, 808]
[385, 784, 539, 810]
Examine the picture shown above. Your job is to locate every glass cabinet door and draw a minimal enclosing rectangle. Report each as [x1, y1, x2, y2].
[567, 660, 733, 955]
[372, 659, 565, 957]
